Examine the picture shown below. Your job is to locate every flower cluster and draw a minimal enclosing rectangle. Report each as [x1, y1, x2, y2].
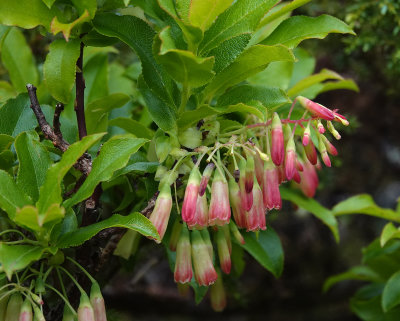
[148, 96, 349, 310]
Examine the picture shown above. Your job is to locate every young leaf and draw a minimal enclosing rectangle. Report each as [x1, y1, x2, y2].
[63, 135, 148, 208]
[84, 53, 109, 103]
[15, 131, 52, 201]
[382, 271, 400, 312]
[50, 10, 91, 41]
[108, 117, 154, 139]
[43, 39, 80, 103]
[203, 45, 295, 99]
[381, 223, 400, 247]
[199, 0, 279, 54]
[71, 0, 97, 18]
[280, 187, 340, 242]
[36, 133, 105, 215]
[56, 212, 159, 248]
[1, 28, 39, 93]
[248, 61, 294, 90]
[240, 227, 284, 278]
[155, 27, 215, 88]
[0, 170, 32, 220]
[189, 0, 233, 31]
[14, 204, 65, 232]
[261, 15, 355, 49]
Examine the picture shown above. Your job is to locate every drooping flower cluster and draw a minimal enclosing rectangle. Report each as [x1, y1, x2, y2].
[147, 96, 349, 310]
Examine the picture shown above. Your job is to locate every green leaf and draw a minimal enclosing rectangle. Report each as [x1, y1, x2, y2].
[382, 270, 400, 312]
[248, 61, 294, 90]
[261, 15, 355, 49]
[50, 208, 78, 243]
[85, 93, 130, 134]
[199, 0, 279, 54]
[63, 135, 148, 208]
[217, 84, 291, 110]
[289, 47, 316, 88]
[381, 223, 400, 247]
[84, 53, 109, 103]
[318, 79, 360, 94]
[43, 39, 80, 104]
[42, 0, 56, 9]
[240, 227, 284, 278]
[0, 0, 57, 30]
[323, 266, 382, 293]
[203, 45, 295, 99]
[0, 94, 37, 137]
[37, 133, 105, 214]
[14, 204, 65, 232]
[56, 212, 159, 248]
[0, 81, 17, 103]
[71, 0, 97, 18]
[15, 132, 52, 201]
[332, 194, 400, 223]
[0, 134, 14, 152]
[281, 187, 339, 242]
[50, 10, 91, 41]
[0, 170, 32, 219]
[188, 0, 233, 31]
[0, 151, 14, 171]
[108, 117, 154, 139]
[155, 27, 215, 88]
[0, 244, 48, 279]
[93, 13, 177, 107]
[1, 28, 39, 93]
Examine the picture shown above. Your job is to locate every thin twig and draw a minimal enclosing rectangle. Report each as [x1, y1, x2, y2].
[53, 103, 64, 141]
[75, 41, 87, 140]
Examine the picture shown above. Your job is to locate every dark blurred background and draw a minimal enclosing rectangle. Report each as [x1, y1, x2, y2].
[101, 1, 400, 320]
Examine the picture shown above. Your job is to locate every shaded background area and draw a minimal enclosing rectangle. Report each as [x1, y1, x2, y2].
[100, 1, 400, 320]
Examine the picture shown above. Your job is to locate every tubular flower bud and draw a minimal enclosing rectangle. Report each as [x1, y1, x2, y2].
[210, 271, 227, 312]
[19, 299, 33, 321]
[182, 167, 201, 223]
[169, 220, 183, 252]
[209, 168, 231, 226]
[321, 135, 338, 156]
[5, 293, 22, 321]
[228, 178, 247, 229]
[90, 282, 107, 321]
[188, 194, 209, 230]
[263, 162, 282, 210]
[284, 135, 296, 181]
[221, 225, 232, 254]
[244, 155, 255, 193]
[32, 304, 45, 321]
[316, 120, 325, 134]
[78, 293, 95, 321]
[216, 228, 231, 274]
[302, 122, 311, 146]
[254, 152, 264, 187]
[296, 159, 304, 172]
[277, 164, 286, 184]
[0, 295, 8, 321]
[333, 112, 349, 126]
[246, 180, 266, 232]
[293, 170, 301, 184]
[62, 305, 75, 321]
[191, 230, 218, 286]
[199, 163, 215, 196]
[318, 135, 331, 167]
[238, 158, 253, 211]
[327, 121, 341, 140]
[297, 96, 335, 121]
[271, 112, 285, 166]
[201, 229, 213, 260]
[304, 139, 318, 165]
[229, 221, 245, 245]
[174, 225, 193, 284]
[148, 183, 172, 242]
[297, 160, 319, 198]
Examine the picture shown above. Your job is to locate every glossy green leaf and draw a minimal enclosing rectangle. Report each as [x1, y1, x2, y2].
[50, 10, 91, 41]
[108, 117, 153, 139]
[0, 135, 14, 152]
[383, 271, 400, 312]
[0, 81, 17, 103]
[332, 194, 400, 223]
[15, 132, 52, 201]
[0, 170, 32, 219]
[56, 212, 159, 248]
[155, 27, 215, 87]
[37, 133, 105, 214]
[248, 61, 294, 90]
[261, 15, 355, 49]
[240, 227, 284, 278]
[0, 244, 49, 279]
[50, 208, 78, 243]
[0, 151, 14, 170]
[42, 0, 56, 9]
[93, 13, 176, 106]
[84, 53, 109, 103]
[0, 94, 37, 137]
[204, 45, 295, 99]
[63, 135, 148, 208]
[289, 47, 316, 88]
[199, 0, 279, 54]
[1, 28, 39, 93]
[43, 39, 80, 103]
[381, 223, 400, 247]
[14, 204, 65, 232]
[318, 79, 360, 94]
[71, 0, 97, 18]
[189, 0, 233, 31]
[281, 187, 339, 242]
[0, 0, 57, 30]
[85, 93, 130, 134]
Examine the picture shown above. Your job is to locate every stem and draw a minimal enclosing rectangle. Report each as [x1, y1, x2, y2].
[65, 257, 96, 283]
[288, 98, 298, 119]
[45, 284, 77, 316]
[75, 41, 87, 139]
[57, 267, 86, 294]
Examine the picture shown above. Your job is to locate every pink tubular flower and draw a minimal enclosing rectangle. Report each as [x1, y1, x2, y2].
[174, 225, 193, 284]
[246, 180, 266, 232]
[216, 228, 231, 274]
[238, 159, 253, 211]
[293, 170, 301, 184]
[182, 167, 201, 223]
[210, 271, 227, 312]
[297, 96, 335, 121]
[317, 120, 325, 134]
[78, 293, 95, 321]
[229, 221, 245, 245]
[149, 183, 172, 243]
[228, 178, 247, 228]
[302, 122, 311, 146]
[271, 112, 285, 166]
[191, 230, 218, 286]
[199, 163, 215, 196]
[321, 134, 338, 156]
[263, 162, 281, 210]
[297, 160, 319, 198]
[90, 282, 107, 321]
[209, 169, 231, 226]
[277, 164, 286, 183]
[285, 135, 296, 181]
[333, 111, 349, 126]
[245, 156, 255, 193]
[318, 135, 331, 167]
[304, 139, 318, 165]
[201, 229, 214, 259]
[187, 193, 209, 230]
[19, 299, 32, 321]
